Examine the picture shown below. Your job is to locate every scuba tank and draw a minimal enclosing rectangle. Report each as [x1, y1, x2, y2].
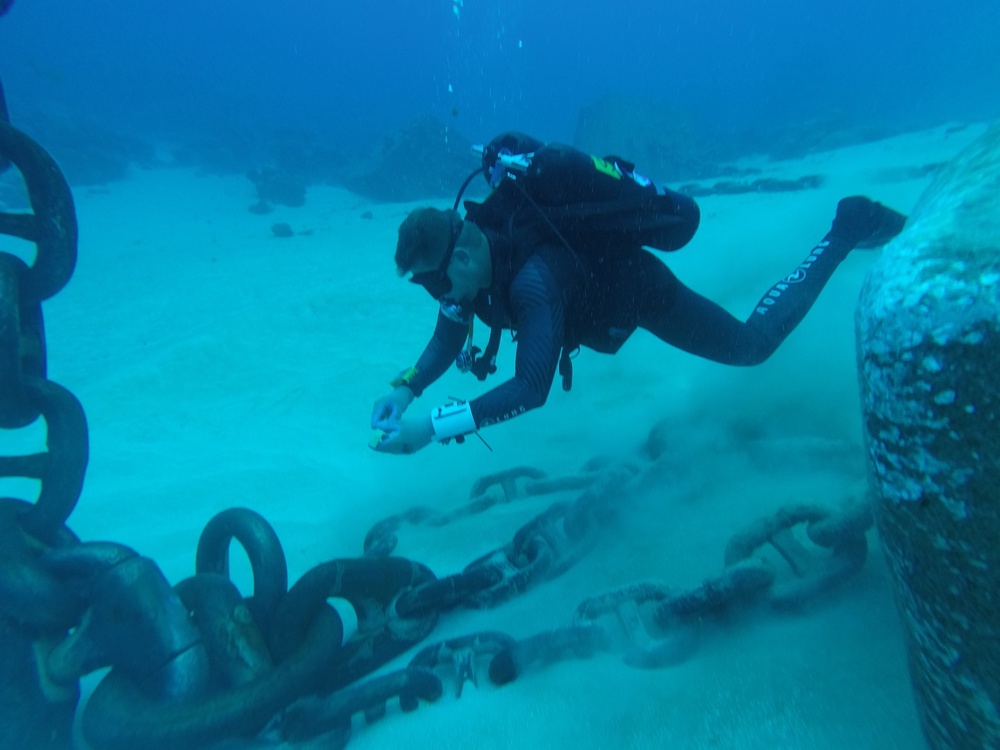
[452, 132, 700, 389]
[473, 131, 700, 254]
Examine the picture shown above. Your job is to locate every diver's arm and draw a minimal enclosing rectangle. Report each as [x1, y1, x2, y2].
[373, 258, 563, 453]
[469, 256, 564, 429]
[371, 305, 468, 434]
[403, 306, 470, 397]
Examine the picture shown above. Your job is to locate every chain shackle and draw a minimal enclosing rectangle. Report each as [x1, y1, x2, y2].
[195, 507, 289, 634]
[276, 666, 444, 744]
[409, 631, 517, 697]
[82, 605, 346, 750]
[43, 542, 209, 699]
[173, 573, 274, 689]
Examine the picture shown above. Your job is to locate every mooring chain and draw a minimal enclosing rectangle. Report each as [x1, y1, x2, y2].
[381, 460, 640, 620]
[378, 496, 874, 718]
[247, 460, 645, 746]
[1, 117, 88, 750]
[1, 118, 877, 750]
[568, 499, 873, 669]
[0, 120, 85, 537]
[0, 125, 441, 750]
[362, 464, 601, 558]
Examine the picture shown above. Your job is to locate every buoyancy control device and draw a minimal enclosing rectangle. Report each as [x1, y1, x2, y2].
[452, 131, 700, 389]
[468, 131, 700, 255]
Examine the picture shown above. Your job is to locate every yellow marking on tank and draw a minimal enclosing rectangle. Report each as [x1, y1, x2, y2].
[590, 156, 622, 179]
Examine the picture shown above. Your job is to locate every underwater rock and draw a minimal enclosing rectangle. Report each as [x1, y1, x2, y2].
[572, 93, 723, 182]
[856, 123, 1000, 749]
[343, 117, 478, 203]
[573, 93, 896, 183]
[4, 104, 155, 186]
[270, 222, 294, 238]
[246, 167, 307, 212]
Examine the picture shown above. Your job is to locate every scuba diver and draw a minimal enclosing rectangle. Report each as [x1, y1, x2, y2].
[370, 132, 906, 455]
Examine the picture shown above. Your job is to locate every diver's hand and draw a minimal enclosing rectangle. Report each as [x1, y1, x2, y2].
[370, 414, 434, 455]
[371, 386, 416, 431]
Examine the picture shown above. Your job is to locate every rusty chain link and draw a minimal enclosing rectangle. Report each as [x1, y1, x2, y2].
[379, 494, 872, 707]
[1, 110, 87, 750]
[1, 114, 876, 750]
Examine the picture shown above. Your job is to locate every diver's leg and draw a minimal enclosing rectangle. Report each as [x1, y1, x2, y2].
[638, 197, 906, 365]
[636, 264, 768, 365]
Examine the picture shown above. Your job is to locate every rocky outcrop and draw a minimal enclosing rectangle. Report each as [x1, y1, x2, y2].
[343, 117, 478, 203]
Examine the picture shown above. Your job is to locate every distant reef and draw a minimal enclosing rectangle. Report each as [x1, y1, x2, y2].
[573, 93, 726, 181]
[0, 89, 935, 210]
[341, 116, 480, 203]
[572, 92, 895, 184]
[4, 107, 156, 187]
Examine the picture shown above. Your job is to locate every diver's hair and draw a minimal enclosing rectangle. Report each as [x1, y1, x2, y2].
[395, 207, 462, 275]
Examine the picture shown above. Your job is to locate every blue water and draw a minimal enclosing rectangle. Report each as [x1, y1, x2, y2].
[3, 3, 994, 748]
[2, 0, 998, 166]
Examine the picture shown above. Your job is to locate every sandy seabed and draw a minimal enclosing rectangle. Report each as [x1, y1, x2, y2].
[5, 122, 989, 749]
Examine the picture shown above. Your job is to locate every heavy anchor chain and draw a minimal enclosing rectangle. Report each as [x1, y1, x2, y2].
[69, 508, 444, 750]
[256, 461, 641, 746]
[570, 498, 873, 670]
[328, 506, 870, 741]
[0, 115, 609, 750]
[1, 107, 85, 750]
[392, 497, 873, 703]
[382, 460, 639, 618]
[2, 109, 878, 750]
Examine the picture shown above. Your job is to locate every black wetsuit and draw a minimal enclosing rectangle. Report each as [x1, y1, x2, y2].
[404, 186, 858, 430]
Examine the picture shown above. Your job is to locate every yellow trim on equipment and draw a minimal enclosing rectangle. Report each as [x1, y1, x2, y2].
[390, 367, 419, 388]
[590, 155, 622, 180]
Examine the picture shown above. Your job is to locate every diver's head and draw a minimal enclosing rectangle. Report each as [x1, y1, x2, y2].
[396, 207, 491, 302]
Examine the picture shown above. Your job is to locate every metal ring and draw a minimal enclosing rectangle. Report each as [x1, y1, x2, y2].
[195, 507, 288, 634]
[0, 121, 78, 301]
